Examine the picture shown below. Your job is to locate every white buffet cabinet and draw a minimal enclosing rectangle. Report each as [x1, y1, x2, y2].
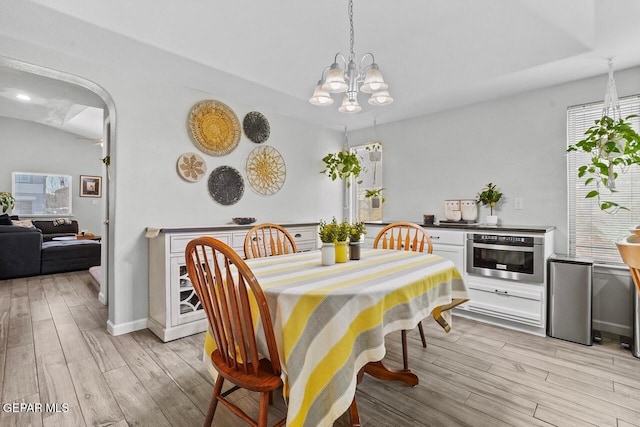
[365, 222, 555, 336]
[146, 223, 319, 341]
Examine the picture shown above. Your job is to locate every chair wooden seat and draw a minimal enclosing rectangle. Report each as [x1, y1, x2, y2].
[211, 351, 282, 392]
[373, 222, 435, 370]
[244, 223, 297, 259]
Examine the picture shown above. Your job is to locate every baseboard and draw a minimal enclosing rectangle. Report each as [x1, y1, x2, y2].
[107, 318, 148, 336]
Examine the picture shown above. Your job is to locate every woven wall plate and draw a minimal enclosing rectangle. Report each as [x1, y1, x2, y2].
[208, 166, 244, 205]
[177, 152, 207, 182]
[246, 145, 286, 196]
[188, 100, 241, 156]
[243, 111, 270, 144]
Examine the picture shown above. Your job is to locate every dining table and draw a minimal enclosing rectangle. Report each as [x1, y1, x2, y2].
[202, 248, 469, 427]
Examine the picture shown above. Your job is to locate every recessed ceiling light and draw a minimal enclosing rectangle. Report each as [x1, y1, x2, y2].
[16, 94, 31, 101]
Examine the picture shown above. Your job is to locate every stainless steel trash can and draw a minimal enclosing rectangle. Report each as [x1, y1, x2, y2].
[547, 254, 594, 345]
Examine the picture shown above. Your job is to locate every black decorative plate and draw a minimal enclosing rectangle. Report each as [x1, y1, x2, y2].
[208, 166, 244, 206]
[243, 111, 270, 144]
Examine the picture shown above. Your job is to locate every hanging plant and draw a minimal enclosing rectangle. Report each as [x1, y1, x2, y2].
[567, 114, 640, 211]
[321, 150, 363, 185]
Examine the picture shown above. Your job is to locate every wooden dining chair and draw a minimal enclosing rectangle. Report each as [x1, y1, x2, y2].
[185, 237, 286, 427]
[244, 223, 298, 259]
[373, 222, 433, 370]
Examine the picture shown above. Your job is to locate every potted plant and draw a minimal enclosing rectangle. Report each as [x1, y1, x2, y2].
[0, 192, 15, 213]
[366, 142, 382, 162]
[321, 150, 363, 186]
[319, 218, 338, 266]
[477, 183, 502, 225]
[335, 220, 351, 263]
[567, 114, 640, 211]
[348, 221, 366, 260]
[365, 188, 385, 208]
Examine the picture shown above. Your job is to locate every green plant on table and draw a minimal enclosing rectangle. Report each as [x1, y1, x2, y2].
[336, 220, 351, 242]
[567, 115, 640, 212]
[0, 192, 15, 213]
[349, 221, 366, 242]
[477, 183, 502, 216]
[319, 218, 339, 243]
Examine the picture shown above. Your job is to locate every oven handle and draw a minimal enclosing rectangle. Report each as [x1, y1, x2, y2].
[472, 243, 534, 252]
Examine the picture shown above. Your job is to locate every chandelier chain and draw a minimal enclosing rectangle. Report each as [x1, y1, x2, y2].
[348, 0, 355, 60]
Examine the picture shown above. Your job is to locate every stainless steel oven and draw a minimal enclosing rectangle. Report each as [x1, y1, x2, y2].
[466, 233, 544, 283]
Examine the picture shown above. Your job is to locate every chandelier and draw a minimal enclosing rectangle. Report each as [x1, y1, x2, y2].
[309, 0, 393, 113]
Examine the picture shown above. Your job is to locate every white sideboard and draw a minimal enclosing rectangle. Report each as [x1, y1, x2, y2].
[146, 223, 319, 342]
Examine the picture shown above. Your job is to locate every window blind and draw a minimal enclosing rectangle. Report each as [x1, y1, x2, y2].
[567, 95, 640, 264]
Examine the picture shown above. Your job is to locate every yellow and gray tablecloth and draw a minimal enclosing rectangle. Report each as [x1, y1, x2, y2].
[204, 248, 468, 427]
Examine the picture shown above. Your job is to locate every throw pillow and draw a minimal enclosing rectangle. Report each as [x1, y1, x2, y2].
[0, 214, 11, 225]
[12, 219, 35, 229]
[53, 218, 72, 226]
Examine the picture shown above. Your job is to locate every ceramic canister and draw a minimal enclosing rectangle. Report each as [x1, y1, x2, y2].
[460, 199, 478, 221]
[444, 200, 461, 220]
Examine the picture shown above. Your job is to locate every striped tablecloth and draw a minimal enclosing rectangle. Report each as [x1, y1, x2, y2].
[204, 248, 468, 427]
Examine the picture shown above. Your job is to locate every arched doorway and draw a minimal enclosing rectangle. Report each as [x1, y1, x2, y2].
[0, 56, 116, 322]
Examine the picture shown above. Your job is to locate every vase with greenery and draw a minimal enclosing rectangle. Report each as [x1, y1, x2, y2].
[0, 192, 15, 214]
[319, 218, 338, 266]
[348, 221, 366, 260]
[335, 220, 351, 263]
[477, 183, 502, 225]
[321, 151, 363, 186]
[567, 114, 640, 212]
[365, 188, 385, 208]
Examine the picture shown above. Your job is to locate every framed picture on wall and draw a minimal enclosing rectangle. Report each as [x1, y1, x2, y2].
[80, 175, 102, 198]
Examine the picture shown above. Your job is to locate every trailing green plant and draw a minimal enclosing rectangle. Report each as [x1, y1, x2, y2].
[349, 221, 366, 242]
[321, 150, 363, 185]
[336, 220, 351, 242]
[319, 218, 339, 243]
[567, 115, 640, 212]
[477, 183, 502, 216]
[0, 192, 15, 213]
[364, 187, 385, 203]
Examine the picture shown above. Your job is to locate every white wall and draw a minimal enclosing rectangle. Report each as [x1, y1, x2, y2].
[0, 117, 103, 232]
[350, 66, 640, 254]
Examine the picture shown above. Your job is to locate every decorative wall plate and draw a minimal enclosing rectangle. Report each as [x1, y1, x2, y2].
[208, 166, 244, 205]
[243, 111, 270, 144]
[177, 152, 207, 182]
[246, 145, 286, 196]
[188, 100, 241, 156]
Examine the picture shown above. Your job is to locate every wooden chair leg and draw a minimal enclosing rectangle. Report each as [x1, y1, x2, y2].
[401, 330, 409, 371]
[205, 376, 224, 427]
[258, 392, 270, 427]
[348, 397, 362, 427]
[417, 321, 427, 347]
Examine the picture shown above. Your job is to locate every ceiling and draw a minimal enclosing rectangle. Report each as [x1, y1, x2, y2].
[3, 0, 640, 133]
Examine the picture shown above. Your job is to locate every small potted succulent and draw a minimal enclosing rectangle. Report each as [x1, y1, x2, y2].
[477, 183, 502, 225]
[0, 192, 15, 213]
[348, 221, 366, 260]
[319, 218, 338, 266]
[365, 188, 385, 208]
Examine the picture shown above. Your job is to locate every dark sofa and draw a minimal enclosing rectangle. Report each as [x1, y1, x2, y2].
[0, 225, 42, 280]
[0, 218, 100, 280]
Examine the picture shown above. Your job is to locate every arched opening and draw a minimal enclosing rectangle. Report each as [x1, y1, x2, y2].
[0, 56, 117, 326]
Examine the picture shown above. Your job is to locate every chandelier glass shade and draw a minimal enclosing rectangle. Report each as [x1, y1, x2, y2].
[309, 0, 393, 113]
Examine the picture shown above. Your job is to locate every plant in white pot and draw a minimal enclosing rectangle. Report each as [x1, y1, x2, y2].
[0, 192, 15, 213]
[319, 218, 338, 266]
[477, 183, 502, 225]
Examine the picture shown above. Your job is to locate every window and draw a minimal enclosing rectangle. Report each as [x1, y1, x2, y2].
[568, 95, 640, 264]
[12, 172, 72, 216]
[353, 143, 383, 222]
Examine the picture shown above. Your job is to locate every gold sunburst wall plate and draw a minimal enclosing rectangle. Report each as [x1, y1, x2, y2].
[246, 145, 286, 196]
[188, 100, 241, 156]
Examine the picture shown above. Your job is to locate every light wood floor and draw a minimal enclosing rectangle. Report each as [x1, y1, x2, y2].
[1, 271, 640, 426]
